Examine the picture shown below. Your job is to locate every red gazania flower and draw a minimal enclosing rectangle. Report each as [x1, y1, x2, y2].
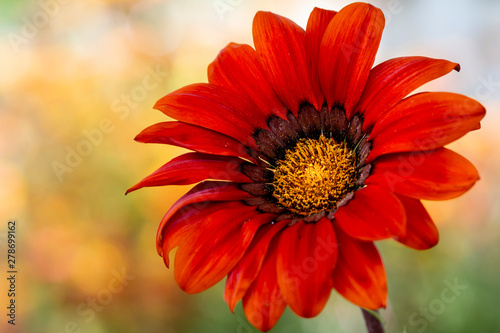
[128, 2, 485, 331]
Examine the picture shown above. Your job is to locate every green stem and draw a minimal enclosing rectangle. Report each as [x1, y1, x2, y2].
[361, 308, 384, 333]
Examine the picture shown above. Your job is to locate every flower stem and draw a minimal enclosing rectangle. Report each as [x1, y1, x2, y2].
[361, 308, 384, 333]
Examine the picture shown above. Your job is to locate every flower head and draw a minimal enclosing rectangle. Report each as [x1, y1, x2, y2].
[128, 2, 485, 331]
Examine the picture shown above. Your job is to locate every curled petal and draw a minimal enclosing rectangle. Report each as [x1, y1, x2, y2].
[367, 148, 480, 200]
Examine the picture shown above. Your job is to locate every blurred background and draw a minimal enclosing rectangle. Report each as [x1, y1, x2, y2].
[0, 0, 499, 332]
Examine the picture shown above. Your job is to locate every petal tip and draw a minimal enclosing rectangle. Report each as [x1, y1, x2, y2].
[253, 10, 273, 22]
[125, 187, 135, 195]
[133, 133, 146, 142]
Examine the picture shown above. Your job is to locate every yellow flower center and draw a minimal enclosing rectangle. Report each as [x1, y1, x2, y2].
[272, 135, 358, 215]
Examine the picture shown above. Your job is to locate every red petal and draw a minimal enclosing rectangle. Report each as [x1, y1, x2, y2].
[154, 83, 265, 149]
[208, 43, 287, 120]
[394, 195, 439, 250]
[367, 148, 480, 200]
[305, 7, 337, 106]
[319, 2, 385, 118]
[159, 201, 238, 268]
[276, 218, 338, 317]
[135, 121, 256, 162]
[126, 152, 251, 193]
[368, 92, 486, 161]
[332, 226, 387, 309]
[358, 57, 460, 131]
[243, 240, 287, 332]
[253, 11, 318, 113]
[156, 181, 253, 256]
[335, 185, 406, 241]
[225, 221, 286, 312]
[174, 204, 271, 294]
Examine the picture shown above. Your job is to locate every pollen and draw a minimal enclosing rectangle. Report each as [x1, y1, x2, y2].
[272, 135, 358, 215]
